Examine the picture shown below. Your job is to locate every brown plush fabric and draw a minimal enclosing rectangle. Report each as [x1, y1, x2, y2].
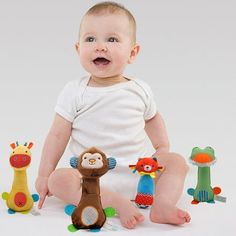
[72, 147, 109, 229]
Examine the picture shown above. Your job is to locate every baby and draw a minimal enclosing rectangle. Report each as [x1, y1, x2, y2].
[35, 1, 191, 229]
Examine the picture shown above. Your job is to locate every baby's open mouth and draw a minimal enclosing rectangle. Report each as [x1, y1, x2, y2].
[93, 57, 110, 65]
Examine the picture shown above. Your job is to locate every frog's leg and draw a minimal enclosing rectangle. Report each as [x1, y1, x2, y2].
[187, 188, 194, 196]
[191, 199, 200, 204]
[213, 187, 221, 195]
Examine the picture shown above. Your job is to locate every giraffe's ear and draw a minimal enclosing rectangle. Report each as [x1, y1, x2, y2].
[10, 143, 16, 149]
[27, 142, 33, 149]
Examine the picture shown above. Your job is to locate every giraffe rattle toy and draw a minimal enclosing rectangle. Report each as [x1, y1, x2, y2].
[2, 142, 39, 214]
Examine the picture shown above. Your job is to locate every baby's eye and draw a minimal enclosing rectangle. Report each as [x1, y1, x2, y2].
[108, 37, 118, 42]
[85, 36, 96, 42]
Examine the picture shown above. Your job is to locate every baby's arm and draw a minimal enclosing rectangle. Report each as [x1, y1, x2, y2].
[145, 113, 170, 155]
[36, 113, 72, 208]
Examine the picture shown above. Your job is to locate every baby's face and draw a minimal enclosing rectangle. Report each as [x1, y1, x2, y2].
[77, 13, 138, 79]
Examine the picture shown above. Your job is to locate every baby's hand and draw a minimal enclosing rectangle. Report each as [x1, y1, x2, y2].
[35, 176, 52, 209]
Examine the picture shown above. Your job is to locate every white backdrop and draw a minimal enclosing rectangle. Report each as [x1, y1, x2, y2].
[0, 1, 235, 235]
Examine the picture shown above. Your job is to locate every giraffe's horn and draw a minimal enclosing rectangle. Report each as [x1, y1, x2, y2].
[27, 142, 33, 149]
[10, 143, 16, 149]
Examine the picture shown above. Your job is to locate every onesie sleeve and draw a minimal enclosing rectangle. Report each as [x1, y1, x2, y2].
[143, 84, 157, 120]
[54, 81, 81, 122]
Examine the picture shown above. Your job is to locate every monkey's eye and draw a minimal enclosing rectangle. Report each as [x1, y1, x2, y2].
[82, 153, 92, 160]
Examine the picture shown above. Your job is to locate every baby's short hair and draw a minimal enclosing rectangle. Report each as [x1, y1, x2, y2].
[82, 1, 136, 43]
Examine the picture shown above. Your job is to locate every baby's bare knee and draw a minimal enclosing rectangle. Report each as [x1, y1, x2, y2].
[48, 168, 79, 195]
[159, 153, 189, 173]
[173, 153, 189, 173]
[48, 169, 65, 193]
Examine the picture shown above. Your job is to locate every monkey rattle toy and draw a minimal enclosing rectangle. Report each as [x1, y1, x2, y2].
[70, 147, 116, 229]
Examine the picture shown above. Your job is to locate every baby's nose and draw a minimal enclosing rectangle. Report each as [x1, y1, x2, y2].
[95, 42, 107, 52]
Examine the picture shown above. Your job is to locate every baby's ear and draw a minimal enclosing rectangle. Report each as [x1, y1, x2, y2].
[75, 43, 80, 54]
[128, 43, 140, 64]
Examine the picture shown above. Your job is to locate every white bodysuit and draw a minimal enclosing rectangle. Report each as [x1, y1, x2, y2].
[55, 76, 157, 199]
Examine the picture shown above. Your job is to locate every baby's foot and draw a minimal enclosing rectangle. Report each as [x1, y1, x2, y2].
[150, 202, 191, 225]
[115, 199, 144, 229]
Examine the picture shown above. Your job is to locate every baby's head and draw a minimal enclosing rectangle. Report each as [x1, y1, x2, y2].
[80, 2, 136, 45]
[76, 1, 140, 79]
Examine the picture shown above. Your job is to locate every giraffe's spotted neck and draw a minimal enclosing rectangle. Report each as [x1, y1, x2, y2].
[12, 170, 28, 189]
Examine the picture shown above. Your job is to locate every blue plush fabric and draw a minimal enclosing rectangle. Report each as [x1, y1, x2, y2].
[137, 175, 154, 195]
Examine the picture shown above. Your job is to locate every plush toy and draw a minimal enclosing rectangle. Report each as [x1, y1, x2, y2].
[187, 147, 226, 204]
[129, 157, 163, 208]
[2, 142, 39, 213]
[65, 205, 117, 232]
[69, 147, 116, 230]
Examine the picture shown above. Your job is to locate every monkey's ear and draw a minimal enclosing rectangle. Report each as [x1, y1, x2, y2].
[70, 157, 79, 168]
[107, 157, 116, 170]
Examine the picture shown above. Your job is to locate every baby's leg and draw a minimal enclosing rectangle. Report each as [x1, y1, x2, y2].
[150, 153, 191, 225]
[48, 168, 144, 229]
[48, 168, 82, 205]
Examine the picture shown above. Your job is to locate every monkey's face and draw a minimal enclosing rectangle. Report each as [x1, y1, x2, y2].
[78, 147, 108, 178]
[81, 152, 103, 169]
